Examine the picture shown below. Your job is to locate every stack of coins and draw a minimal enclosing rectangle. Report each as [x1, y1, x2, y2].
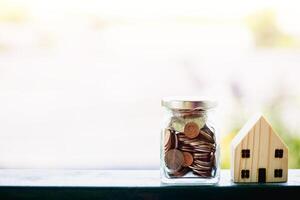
[163, 112, 217, 178]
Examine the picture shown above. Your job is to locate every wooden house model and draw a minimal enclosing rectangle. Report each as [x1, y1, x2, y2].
[231, 114, 288, 183]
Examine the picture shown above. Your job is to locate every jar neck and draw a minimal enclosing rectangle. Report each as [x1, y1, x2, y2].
[168, 108, 209, 118]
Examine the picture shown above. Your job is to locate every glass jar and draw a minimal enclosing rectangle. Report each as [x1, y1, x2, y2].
[161, 97, 220, 184]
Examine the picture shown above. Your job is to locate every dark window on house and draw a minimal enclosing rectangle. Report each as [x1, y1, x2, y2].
[241, 149, 250, 158]
[274, 169, 283, 178]
[241, 170, 250, 179]
[275, 149, 283, 158]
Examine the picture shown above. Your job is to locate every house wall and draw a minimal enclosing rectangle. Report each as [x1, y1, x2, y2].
[232, 117, 288, 183]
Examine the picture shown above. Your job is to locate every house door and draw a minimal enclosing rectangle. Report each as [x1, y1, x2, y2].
[258, 168, 266, 183]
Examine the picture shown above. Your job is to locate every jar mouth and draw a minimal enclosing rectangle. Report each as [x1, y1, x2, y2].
[161, 96, 217, 110]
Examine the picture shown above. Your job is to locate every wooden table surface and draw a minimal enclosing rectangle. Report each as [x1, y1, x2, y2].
[0, 169, 299, 199]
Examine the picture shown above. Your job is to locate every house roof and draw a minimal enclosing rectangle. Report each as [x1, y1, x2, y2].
[231, 114, 262, 149]
[231, 114, 287, 150]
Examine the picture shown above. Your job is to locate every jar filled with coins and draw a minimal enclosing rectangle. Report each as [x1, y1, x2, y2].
[161, 97, 220, 184]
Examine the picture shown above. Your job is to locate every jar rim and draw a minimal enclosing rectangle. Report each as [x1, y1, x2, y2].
[161, 96, 217, 110]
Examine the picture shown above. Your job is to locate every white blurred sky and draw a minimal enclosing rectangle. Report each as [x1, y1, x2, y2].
[0, 0, 300, 169]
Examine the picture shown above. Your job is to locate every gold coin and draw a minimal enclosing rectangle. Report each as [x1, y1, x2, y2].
[182, 152, 194, 167]
[164, 149, 184, 172]
[184, 122, 200, 139]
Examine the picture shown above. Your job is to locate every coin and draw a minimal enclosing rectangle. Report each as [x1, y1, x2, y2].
[164, 129, 172, 151]
[202, 124, 215, 135]
[173, 133, 178, 149]
[181, 149, 197, 153]
[164, 129, 171, 143]
[184, 115, 206, 130]
[184, 122, 200, 139]
[193, 159, 212, 167]
[192, 169, 212, 177]
[194, 152, 211, 156]
[199, 130, 214, 143]
[190, 140, 212, 146]
[201, 125, 216, 140]
[164, 149, 184, 172]
[169, 117, 185, 132]
[169, 167, 189, 177]
[193, 148, 214, 153]
[190, 163, 211, 171]
[194, 153, 211, 159]
[182, 152, 193, 167]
